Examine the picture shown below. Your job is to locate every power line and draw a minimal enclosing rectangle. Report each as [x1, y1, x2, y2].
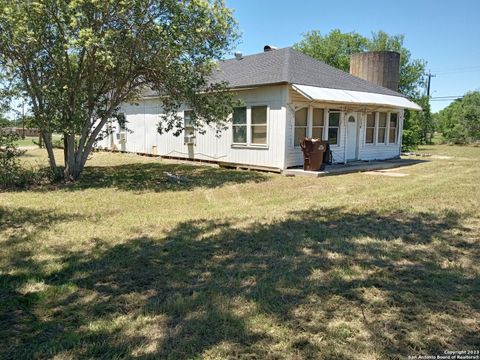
[431, 95, 464, 99]
[430, 98, 463, 101]
[431, 65, 480, 74]
[436, 69, 480, 76]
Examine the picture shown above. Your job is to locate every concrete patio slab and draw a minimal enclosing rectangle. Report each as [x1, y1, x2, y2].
[283, 158, 425, 177]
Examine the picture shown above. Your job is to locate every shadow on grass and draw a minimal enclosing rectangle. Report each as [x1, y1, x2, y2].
[15, 162, 269, 193]
[0, 206, 85, 359]
[1, 208, 478, 359]
[5, 150, 269, 192]
[0, 206, 77, 246]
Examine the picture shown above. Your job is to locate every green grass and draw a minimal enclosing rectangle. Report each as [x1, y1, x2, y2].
[14, 136, 38, 147]
[1, 145, 479, 359]
[13, 134, 62, 148]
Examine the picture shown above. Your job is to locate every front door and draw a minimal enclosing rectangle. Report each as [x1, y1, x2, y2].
[346, 113, 358, 160]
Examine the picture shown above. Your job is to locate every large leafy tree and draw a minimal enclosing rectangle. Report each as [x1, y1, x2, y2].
[0, 71, 12, 127]
[0, 112, 9, 127]
[293, 29, 369, 73]
[0, 0, 238, 180]
[294, 29, 432, 148]
[436, 91, 480, 144]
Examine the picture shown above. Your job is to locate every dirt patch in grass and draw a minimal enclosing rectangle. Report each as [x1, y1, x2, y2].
[364, 170, 409, 177]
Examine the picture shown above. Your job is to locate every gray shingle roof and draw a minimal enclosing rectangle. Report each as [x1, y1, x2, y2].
[210, 47, 404, 97]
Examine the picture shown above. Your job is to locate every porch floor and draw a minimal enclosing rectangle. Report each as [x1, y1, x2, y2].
[283, 158, 425, 177]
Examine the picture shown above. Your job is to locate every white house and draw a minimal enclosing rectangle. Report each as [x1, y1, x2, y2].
[97, 47, 421, 171]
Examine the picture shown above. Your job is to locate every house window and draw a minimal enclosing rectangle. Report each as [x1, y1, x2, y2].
[312, 108, 324, 139]
[232, 107, 247, 144]
[365, 113, 375, 144]
[184, 110, 195, 144]
[328, 111, 340, 145]
[232, 106, 268, 146]
[389, 113, 398, 144]
[294, 108, 308, 146]
[251, 106, 267, 145]
[377, 112, 387, 144]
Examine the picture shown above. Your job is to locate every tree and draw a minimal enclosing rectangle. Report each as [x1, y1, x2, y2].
[0, 114, 9, 128]
[0, 0, 238, 180]
[294, 29, 431, 148]
[436, 91, 480, 144]
[0, 70, 11, 127]
[293, 29, 369, 72]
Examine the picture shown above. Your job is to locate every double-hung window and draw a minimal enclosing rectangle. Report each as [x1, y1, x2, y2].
[294, 108, 308, 146]
[389, 113, 398, 144]
[365, 113, 375, 144]
[232, 107, 247, 144]
[312, 109, 325, 140]
[232, 106, 268, 146]
[184, 110, 195, 144]
[377, 112, 387, 144]
[328, 111, 340, 145]
[251, 106, 267, 145]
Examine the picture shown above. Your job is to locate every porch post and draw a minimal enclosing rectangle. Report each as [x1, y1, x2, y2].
[307, 105, 313, 138]
[398, 109, 405, 154]
[343, 111, 347, 164]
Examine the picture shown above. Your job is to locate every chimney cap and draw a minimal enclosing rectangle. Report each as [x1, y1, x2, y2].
[264, 45, 278, 52]
[234, 51, 243, 60]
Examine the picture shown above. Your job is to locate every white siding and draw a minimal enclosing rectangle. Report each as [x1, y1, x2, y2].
[95, 84, 407, 170]
[285, 85, 405, 167]
[99, 85, 289, 170]
[357, 109, 404, 161]
[285, 104, 347, 167]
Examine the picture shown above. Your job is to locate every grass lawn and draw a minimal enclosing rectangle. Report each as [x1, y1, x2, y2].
[14, 136, 39, 147]
[1, 145, 479, 359]
[13, 134, 62, 148]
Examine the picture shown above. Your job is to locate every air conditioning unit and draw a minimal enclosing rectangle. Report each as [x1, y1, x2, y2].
[117, 132, 126, 143]
[184, 134, 195, 145]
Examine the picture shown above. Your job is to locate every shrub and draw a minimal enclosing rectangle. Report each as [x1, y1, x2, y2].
[0, 130, 53, 189]
[0, 131, 24, 187]
[436, 91, 480, 144]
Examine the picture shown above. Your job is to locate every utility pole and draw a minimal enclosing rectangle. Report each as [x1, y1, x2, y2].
[21, 101, 25, 139]
[426, 71, 436, 97]
[425, 71, 436, 145]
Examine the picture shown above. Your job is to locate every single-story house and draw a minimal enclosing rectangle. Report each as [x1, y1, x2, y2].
[97, 47, 421, 171]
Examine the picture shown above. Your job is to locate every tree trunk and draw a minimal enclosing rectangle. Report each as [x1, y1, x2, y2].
[62, 115, 111, 181]
[63, 133, 83, 181]
[42, 132, 60, 179]
[63, 159, 83, 181]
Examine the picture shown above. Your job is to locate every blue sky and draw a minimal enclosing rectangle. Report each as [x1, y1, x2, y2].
[226, 0, 480, 112]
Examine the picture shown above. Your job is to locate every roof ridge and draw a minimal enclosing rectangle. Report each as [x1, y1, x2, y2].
[221, 46, 291, 62]
[282, 48, 292, 82]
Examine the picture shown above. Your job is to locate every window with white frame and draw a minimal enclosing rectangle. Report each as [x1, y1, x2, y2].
[251, 106, 267, 145]
[232, 107, 247, 144]
[328, 111, 340, 145]
[294, 108, 308, 146]
[184, 110, 195, 144]
[389, 113, 398, 144]
[232, 106, 268, 146]
[377, 112, 387, 144]
[312, 108, 325, 140]
[365, 113, 375, 144]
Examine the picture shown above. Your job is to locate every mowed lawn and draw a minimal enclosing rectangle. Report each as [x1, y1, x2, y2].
[1, 145, 479, 359]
